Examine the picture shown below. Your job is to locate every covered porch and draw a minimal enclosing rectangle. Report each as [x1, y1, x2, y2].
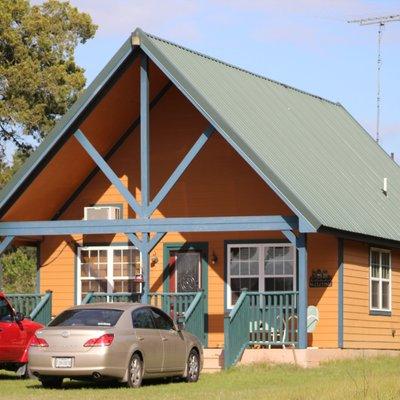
[0, 33, 315, 369]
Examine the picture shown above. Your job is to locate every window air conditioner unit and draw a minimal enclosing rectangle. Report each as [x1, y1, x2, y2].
[84, 206, 121, 221]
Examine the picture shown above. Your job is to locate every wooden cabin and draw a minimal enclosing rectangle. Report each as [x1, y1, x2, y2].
[1, 28, 400, 369]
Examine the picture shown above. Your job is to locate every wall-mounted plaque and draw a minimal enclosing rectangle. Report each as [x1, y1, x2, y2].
[309, 269, 332, 287]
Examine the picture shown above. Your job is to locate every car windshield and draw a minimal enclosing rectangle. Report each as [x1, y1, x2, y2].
[49, 309, 123, 327]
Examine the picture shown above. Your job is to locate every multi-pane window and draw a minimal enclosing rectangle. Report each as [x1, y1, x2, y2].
[370, 248, 391, 312]
[78, 246, 141, 303]
[228, 243, 296, 308]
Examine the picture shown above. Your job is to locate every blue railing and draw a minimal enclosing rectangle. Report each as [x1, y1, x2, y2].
[7, 291, 53, 325]
[224, 291, 298, 368]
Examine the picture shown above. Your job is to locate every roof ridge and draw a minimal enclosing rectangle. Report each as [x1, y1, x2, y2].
[141, 30, 340, 107]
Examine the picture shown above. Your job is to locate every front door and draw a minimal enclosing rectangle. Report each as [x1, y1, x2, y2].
[163, 243, 208, 346]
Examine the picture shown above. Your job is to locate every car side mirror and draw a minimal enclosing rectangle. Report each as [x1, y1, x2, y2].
[14, 312, 24, 323]
[176, 321, 184, 332]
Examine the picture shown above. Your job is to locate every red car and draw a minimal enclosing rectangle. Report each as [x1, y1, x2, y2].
[0, 292, 43, 377]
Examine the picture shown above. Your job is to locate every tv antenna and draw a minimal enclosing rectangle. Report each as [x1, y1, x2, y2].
[348, 14, 400, 143]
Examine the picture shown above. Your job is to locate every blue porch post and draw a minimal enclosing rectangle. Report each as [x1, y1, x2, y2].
[140, 51, 150, 304]
[297, 233, 308, 349]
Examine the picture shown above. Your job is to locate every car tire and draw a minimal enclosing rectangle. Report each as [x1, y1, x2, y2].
[40, 376, 63, 389]
[185, 349, 200, 383]
[127, 353, 143, 388]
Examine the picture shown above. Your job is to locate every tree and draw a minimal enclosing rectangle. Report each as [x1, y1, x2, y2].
[0, 0, 97, 293]
[1, 247, 36, 293]
[0, 0, 97, 154]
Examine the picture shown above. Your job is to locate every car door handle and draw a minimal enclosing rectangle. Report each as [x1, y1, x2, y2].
[161, 337, 168, 342]
[137, 336, 144, 341]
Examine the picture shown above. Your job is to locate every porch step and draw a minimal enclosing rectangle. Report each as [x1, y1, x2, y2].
[202, 348, 224, 373]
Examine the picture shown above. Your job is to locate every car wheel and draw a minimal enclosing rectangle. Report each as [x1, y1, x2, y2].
[185, 349, 200, 383]
[40, 376, 63, 389]
[127, 353, 143, 388]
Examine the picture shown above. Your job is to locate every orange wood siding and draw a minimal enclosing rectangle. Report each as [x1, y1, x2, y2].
[307, 233, 338, 348]
[343, 240, 400, 349]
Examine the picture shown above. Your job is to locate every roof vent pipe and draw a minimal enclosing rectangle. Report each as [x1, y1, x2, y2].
[383, 177, 388, 196]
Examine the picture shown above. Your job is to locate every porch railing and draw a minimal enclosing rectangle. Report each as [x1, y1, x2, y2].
[82, 292, 141, 304]
[224, 290, 298, 368]
[81, 291, 206, 345]
[7, 291, 53, 325]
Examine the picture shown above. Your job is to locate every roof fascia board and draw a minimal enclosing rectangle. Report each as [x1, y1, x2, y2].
[0, 37, 135, 217]
[319, 226, 400, 249]
[137, 30, 318, 233]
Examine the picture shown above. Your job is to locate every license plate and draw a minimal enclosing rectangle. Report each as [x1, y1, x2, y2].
[54, 357, 73, 368]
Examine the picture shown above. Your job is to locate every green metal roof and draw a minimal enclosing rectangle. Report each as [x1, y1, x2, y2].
[137, 29, 400, 242]
[1, 28, 400, 243]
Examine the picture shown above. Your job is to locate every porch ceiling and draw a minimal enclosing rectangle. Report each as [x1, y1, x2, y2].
[1, 49, 169, 222]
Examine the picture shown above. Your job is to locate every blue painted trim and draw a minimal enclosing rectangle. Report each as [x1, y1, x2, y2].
[0, 215, 298, 236]
[0, 236, 14, 254]
[147, 125, 214, 215]
[282, 230, 296, 245]
[127, 233, 145, 252]
[140, 52, 150, 209]
[147, 232, 166, 252]
[297, 233, 308, 349]
[338, 238, 344, 348]
[141, 233, 150, 304]
[369, 310, 391, 316]
[140, 52, 150, 303]
[74, 129, 143, 217]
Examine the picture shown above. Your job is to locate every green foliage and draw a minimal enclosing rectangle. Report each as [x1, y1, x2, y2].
[0, 0, 97, 153]
[0, 149, 28, 189]
[1, 247, 36, 293]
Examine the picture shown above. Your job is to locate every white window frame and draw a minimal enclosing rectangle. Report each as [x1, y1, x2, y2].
[227, 243, 296, 309]
[369, 247, 391, 312]
[76, 245, 141, 304]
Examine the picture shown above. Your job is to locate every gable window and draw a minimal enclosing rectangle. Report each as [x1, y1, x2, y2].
[77, 246, 141, 303]
[227, 243, 296, 308]
[370, 248, 391, 312]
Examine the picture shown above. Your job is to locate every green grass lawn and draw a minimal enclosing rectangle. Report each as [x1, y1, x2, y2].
[1, 356, 400, 400]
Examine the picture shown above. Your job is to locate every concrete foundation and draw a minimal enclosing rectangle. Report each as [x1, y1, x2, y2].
[239, 348, 400, 368]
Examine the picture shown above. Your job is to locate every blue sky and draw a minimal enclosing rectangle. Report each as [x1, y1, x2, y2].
[62, 1, 400, 159]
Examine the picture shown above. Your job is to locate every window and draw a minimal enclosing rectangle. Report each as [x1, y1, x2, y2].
[370, 248, 391, 312]
[227, 243, 296, 308]
[77, 246, 141, 303]
[132, 308, 155, 329]
[0, 299, 13, 322]
[49, 309, 123, 327]
[150, 308, 175, 331]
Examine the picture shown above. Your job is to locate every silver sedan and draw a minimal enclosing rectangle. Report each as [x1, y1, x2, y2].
[28, 303, 203, 388]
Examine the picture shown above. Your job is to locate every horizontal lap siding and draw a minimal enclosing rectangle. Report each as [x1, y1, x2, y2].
[343, 240, 400, 349]
[307, 233, 338, 348]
